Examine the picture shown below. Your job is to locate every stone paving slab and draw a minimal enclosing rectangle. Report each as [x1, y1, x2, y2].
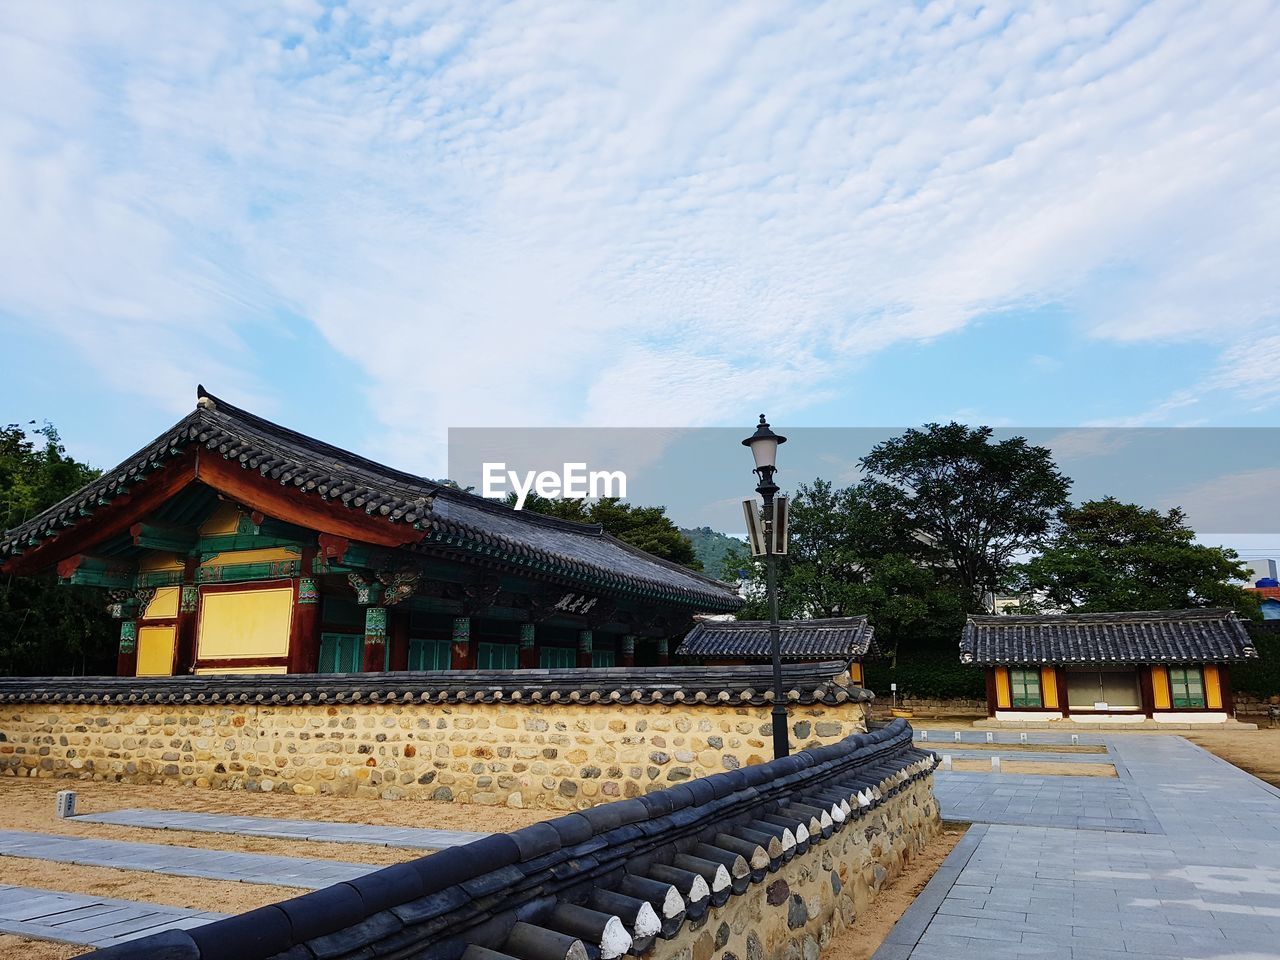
[0, 829, 374, 889]
[877, 730, 1280, 960]
[0, 883, 224, 947]
[934, 771, 1161, 833]
[931, 749, 1119, 765]
[77, 808, 489, 849]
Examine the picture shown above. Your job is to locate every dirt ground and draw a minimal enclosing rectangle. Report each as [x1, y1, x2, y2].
[0, 777, 558, 866]
[949, 759, 1116, 777]
[0, 934, 86, 959]
[823, 822, 966, 960]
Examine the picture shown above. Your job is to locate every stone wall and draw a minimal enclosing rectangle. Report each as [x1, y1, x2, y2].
[0, 700, 868, 810]
[652, 779, 937, 960]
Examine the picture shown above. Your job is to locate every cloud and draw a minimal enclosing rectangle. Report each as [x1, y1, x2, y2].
[2, 0, 1279, 471]
[1159, 466, 1280, 534]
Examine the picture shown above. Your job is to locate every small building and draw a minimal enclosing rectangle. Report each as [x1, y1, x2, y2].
[960, 609, 1257, 723]
[0, 388, 741, 677]
[677, 616, 874, 685]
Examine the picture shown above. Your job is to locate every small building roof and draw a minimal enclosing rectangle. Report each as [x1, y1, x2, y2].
[960, 609, 1257, 666]
[677, 616, 874, 662]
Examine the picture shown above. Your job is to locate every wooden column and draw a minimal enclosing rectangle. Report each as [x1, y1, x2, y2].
[452, 616, 475, 670]
[362, 605, 388, 672]
[1220, 665, 1235, 715]
[656, 637, 670, 667]
[621, 634, 636, 668]
[388, 608, 410, 672]
[577, 629, 593, 669]
[984, 670, 997, 717]
[109, 596, 141, 677]
[116, 618, 139, 677]
[174, 580, 200, 675]
[518, 623, 538, 669]
[1139, 666, 1156, 718]
[289, 577, 321, 674]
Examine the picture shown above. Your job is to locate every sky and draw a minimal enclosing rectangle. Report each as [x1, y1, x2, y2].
[2, 1, 1279, 540]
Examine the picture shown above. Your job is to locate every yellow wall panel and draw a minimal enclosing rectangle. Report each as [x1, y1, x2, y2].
[199, 502, 242, 536]
[197, 587, 293, 660]
[200, 546, 301, 568]
[142, 587, 180, 620]
[194, 665, 288, 675]
[995, 667, 1011, 709]
[136, 626, 175, 676]
[1041, 667, 1059, 709]
[1151, 666, 1172, 709]
[1204, 665, 1223, 709]
[139, 553, 185, 573]
[849, 663, 864, 684]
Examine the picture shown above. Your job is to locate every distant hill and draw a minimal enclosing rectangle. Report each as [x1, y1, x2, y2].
[680, 526, 744, 581]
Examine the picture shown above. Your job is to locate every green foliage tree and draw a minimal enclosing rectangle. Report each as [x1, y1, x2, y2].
[1017, 497, 1261, 615]
[507, 494, 703, 570]
[1, 422, 116, 675]
[679, 526, 742, 581]
[859, 423, 1071, 611]
[725, 479, 969, 667]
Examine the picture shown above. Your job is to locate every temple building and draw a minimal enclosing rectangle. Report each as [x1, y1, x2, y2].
[0, 388, 741, 677]
[677, 616, 874, 685]
[960, 609, 1257, 724]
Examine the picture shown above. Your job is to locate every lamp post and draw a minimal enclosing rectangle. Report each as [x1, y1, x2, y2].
[742, 414, 788, 759]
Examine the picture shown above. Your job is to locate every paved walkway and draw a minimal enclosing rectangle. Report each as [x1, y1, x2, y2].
[877, 732, 1280, 960]
[77, 808, 488, 849]
[0, 829, 373, 889]
[0, 884, 223, 948]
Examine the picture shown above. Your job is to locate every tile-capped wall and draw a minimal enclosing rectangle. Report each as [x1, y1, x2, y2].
[0, 700, 869, 809]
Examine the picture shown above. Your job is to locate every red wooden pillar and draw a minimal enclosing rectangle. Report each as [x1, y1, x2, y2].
[362, 606, 388, 672]
[172, 558, 200, 675]
[1220, 665, 1235, 715]
[289, 577, 321, 674]
[621, 634, 636, 668]
[452, 616, 476, 670]
[116, 619, 139, 677]
[388, 608, 410, 672]
[518, 623, 538, 669]
[578, 629, 593, 669]
[656, 637, 670, 667]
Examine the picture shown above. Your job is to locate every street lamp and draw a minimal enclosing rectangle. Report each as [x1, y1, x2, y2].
[742, 414, 788, 759]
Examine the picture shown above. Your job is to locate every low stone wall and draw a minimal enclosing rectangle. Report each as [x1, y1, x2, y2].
[873, 696, 986, 718]
[0, 666, 871, 810]
[88, 719, 939, 960]
[0, 701, 869, 809]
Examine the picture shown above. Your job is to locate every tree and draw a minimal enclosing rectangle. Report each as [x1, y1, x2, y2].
[859, 423, 1070, 610]
[725, 479, 968, 665]
[508, 494, 703, 570]
[1, 422, 117, 675]
[1017, 497, 1261, 615]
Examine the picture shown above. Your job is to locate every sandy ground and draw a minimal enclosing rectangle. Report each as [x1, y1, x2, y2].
[823, 823, 967, 960]
[949, 759, 1116, 777]
[0, 777, 561, 958]
[0, 934, 87, 959]
[0, 778, 558, 864]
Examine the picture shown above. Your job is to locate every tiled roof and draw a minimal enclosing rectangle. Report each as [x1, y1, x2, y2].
[0, 662, 871, 707]
[0, 388, 740, 610]
[677, 617, 874, 661]
[960, 609, 1258, 665]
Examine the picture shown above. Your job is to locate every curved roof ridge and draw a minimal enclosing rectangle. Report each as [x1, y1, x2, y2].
[198, 386, 444, 495]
